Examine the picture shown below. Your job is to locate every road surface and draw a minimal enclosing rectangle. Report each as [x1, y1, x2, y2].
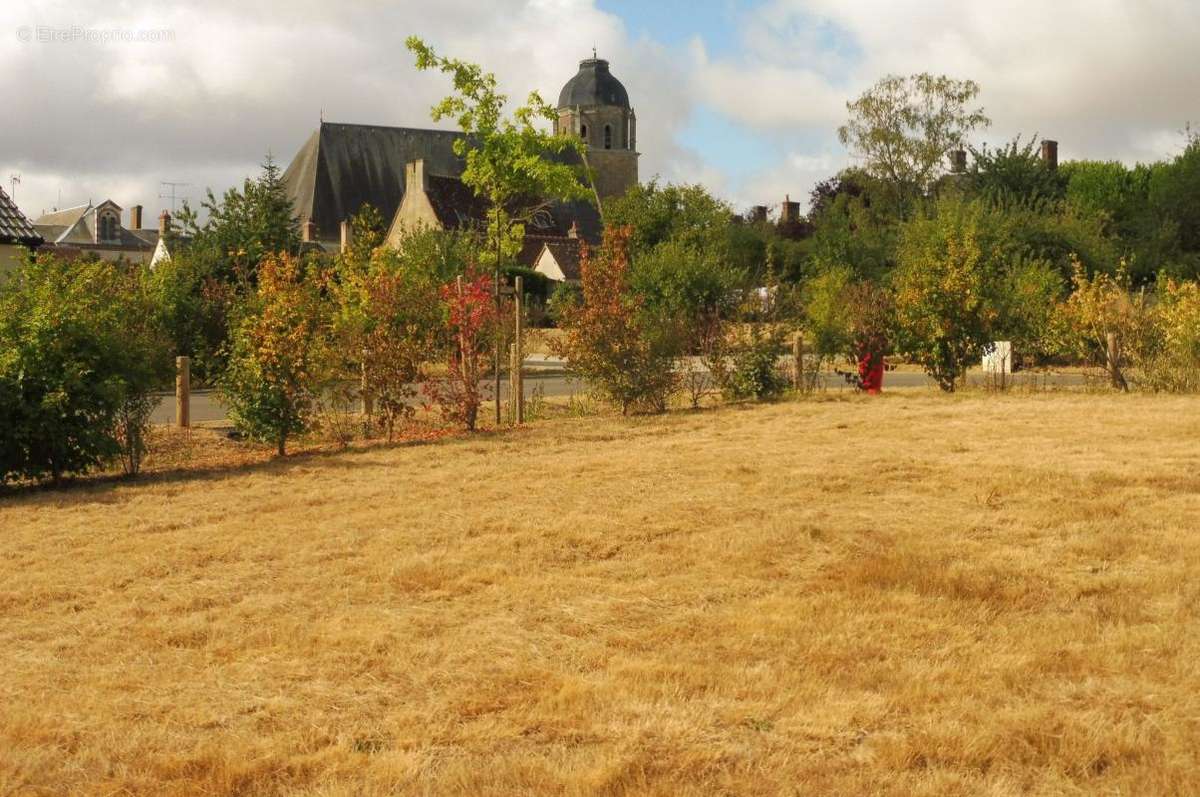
[151, 357, 1086, 425]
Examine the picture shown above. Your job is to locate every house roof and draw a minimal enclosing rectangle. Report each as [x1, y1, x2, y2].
[0, 187, 42, 246]
[538, 239, 583, 281]
[283, 120, 603, 245]
[282, 122, 467, 240]
[426, 174, 490, 229]
[32, 203, 155, 250]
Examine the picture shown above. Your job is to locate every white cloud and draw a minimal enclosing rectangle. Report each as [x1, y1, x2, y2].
[3, 0, 1198, 222]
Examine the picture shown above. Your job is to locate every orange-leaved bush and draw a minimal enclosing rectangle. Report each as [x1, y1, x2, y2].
[219, 253, 331, 455]
[553, 226, 677, 414]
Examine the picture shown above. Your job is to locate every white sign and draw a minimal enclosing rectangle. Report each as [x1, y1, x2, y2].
[982, 341, 1012, 374]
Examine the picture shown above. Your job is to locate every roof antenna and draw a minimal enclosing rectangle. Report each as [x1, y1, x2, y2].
[320, 107, 324, 123]
[592, 45, 597, 59]
[8, 174, 18, 201]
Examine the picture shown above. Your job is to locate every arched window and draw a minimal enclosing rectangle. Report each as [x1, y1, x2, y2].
[604, 124, 612, 150]
[580, 124, 588, 141]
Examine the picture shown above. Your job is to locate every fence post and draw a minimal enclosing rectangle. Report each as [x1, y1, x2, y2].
[1106, 332, 1129, 392]
[792, 333, 805, 392]
[176, 356, 190, 428]
[514, 275, 524, 424]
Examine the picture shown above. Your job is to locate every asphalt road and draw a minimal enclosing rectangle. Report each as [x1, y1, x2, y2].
[150, 359, 1086, 425]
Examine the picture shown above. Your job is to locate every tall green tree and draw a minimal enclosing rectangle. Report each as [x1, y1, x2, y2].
[838, 73, 990, 210]
[177, 154, 300, 283]
[406, 37, 591, 268]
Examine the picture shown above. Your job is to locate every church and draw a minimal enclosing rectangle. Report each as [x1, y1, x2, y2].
[281, 55, 639, 278]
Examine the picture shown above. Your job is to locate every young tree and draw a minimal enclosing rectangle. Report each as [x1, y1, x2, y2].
[1055, 261, 1149, 391]
[406, 37, 593, 423]
[425, 270, 503, 431]
[838, 73, 990, 209]
[892, 198, 999, 391]
[554, 227, 677, 414]
[219, 253, 330, 455]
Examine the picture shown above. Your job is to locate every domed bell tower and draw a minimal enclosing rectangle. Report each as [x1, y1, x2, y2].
[555, 56, 638, 201]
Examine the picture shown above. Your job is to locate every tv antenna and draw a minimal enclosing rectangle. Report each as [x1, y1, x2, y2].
[159, 181, 191, 212]
[8, 174, 19, 200]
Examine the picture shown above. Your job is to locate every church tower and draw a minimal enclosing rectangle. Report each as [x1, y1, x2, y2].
[556, 55, 638, 200]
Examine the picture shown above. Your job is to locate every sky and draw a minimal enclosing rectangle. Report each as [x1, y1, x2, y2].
[2, 0, 1198, 224]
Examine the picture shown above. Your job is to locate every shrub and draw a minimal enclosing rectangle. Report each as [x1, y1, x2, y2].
[804, 269, 895, 391]
[219, 254, 331, 455]
[1137, 278, 1200, 392]
[425, 270, 502, 431]
[0, 255, 170, 483]
[553, 227, 677, 414]
[723, 324, 788, 401]
[1055, 260, 1150, 390]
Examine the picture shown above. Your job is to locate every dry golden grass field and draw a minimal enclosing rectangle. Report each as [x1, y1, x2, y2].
[3, 392, 1200, 795]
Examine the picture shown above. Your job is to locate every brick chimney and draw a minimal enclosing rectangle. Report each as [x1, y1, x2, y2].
[949, 149, 967, 174]
[340, 219, 353, 253]
[302, 217, 317, 243]
[158, 210, 171, 236]
[1041, 140, 1058, 171]
[780, 195, 800, 226]
[750, 205, 768, 224]
[130, 204, 143, 230]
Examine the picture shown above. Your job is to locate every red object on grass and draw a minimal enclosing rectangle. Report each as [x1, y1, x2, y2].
[858, 353, 884, 394]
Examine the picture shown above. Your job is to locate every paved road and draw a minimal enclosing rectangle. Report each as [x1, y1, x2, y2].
[151, 357, 1086, 425]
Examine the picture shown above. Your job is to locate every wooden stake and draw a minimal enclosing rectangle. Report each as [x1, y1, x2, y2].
[175, 356, 190, 428]
[514, 275, 524, 424]
[792, 333, 804, 391]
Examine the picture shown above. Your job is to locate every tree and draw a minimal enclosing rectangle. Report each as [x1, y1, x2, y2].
[177, 155, 300, 284]
[553, 227, 677, 414]
[425, 270, 503, 431]
[0, 255, 171, 484]
[965, 135, 1066, 208]
[219, 253, 330, 455]
[407, 36, 593, 424]
[606, 180, 734, 257]
[838, 73, 990, 209]
[893, 198, 999, 391]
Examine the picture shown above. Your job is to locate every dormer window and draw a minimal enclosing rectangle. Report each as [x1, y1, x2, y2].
[98, 212, 119, 242]
[580, 123, 588, 141]
[604, 124, 612, 150]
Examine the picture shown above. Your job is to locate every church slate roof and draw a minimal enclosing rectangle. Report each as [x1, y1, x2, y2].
[282, 122, 467, 240]
[557, 58, 631, 109]
[0, 186, 44, 246]
[283, 120, 603, 245]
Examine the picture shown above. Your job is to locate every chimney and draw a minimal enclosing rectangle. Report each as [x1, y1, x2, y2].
[130, 204, 143, 230]
[1041, 139, 1058, 171]
[158, 209, 171, 237]
[750, 205, 768, 224]
[781, 194, 800, 226]
[567, 220, 579, 239]
[406, 159, 428, 193]
[340, 219, 353, 253]
[302, 217, 317, 243]
[949, 149, 967, 174]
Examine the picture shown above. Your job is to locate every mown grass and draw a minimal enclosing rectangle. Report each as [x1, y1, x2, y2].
[2, 391, 1199, 795]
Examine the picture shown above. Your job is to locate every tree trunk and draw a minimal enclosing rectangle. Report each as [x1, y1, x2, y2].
[277, 433, 287, 457]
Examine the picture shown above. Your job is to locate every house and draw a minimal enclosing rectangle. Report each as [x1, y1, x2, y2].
[34, 201, 161, 264]
[0, 185, 43, 276]
[531, 237, 583, 285]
